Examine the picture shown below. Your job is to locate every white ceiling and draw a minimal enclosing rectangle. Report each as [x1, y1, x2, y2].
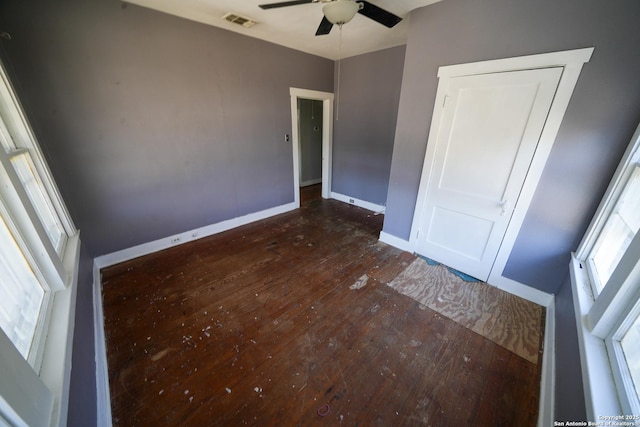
[123, 0, 442, 60]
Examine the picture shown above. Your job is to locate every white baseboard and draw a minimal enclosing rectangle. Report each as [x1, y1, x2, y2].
[93, 263, 112, 427]
[330, 192, 385, 214]
[95, 202, 297, 269]
[92, 201, 297, 425]
[489, 275, 554, 307]
[538, 296, 556, 427]
[378, 231, 414, 253]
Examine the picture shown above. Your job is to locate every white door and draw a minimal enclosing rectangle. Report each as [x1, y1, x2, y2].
[414, 67, 563, 281]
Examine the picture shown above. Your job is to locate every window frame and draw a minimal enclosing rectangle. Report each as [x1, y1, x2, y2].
[606, 296, 640, 415]
[0, 72, 72, 369]
[0, 155, 60, 368]
[585, 164, 640, 295]
[0, 69, 75, 239]
[572, 121, 640, 419]
[0, 61, 80, 427]
[0, 198, 53, 367]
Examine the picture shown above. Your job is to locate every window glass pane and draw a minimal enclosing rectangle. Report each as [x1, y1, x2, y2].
[621, 311, 640, 406]
[0, 215, 45, 360]
[590, 165, 640, 292]
[10, 152, 65, 253]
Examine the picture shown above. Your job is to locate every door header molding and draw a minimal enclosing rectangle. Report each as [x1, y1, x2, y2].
[437, 47, 594, 78]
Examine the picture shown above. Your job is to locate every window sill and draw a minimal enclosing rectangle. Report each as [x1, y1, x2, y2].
[570, 253, 622, 420]
[39, 232, 81, 427]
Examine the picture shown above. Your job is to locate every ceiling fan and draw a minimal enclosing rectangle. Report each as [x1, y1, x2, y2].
[258, 0, 402, 36]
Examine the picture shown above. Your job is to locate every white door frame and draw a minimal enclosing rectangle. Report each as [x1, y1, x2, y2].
[289, 87, 334, 207]
[410, 47, 593, 290]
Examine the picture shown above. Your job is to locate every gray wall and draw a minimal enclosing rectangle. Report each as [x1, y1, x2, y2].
[332, 46, 406, 206]
[298, 99, 323, 186]
[0, 0, 333, 257]
[384, 0, 640, 294]
[4, 0, 635, 422]
[0, 0, 332, 425]
[383, 1, 640, 419]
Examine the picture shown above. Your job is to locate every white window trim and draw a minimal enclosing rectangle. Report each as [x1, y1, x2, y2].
[0, 152, 66, 293]
[571, 122, 640, 419]
[570, 255, 623, 419]
[0, 234, 81, 427]
[40, 233, 81, 427]
[0, 67, 75, 237]
[606, 294, 640, 416]
[0, 62, 80, 427]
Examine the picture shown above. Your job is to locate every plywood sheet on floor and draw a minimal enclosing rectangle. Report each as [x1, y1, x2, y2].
[387, 257, 544, 364]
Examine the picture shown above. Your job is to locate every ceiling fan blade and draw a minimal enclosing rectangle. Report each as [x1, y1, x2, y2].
[315, 15, 333, 36]
[259, 0, 315, 10]
[357, 0, 402, 28]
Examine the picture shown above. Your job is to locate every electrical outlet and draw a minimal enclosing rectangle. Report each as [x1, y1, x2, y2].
[171, 236, 181, 244]
[349, 199, 355, 204]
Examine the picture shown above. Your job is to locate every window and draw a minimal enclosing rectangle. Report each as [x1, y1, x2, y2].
[0, 62, 80, 427]
[573, 122, 640, 417]
[10, 151, 67, 252]
[0, 214, 46, 360]
[0, 83, 75, 369]
[620, 313, 640, 401]
[586, 165, 640, 294]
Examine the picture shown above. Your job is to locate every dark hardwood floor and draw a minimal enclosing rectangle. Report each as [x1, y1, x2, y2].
[101, 184, 543, 426]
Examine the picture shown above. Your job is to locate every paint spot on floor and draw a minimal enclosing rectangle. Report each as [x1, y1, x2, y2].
[349, 274, 369, 290]
[151, 348, 170, 362]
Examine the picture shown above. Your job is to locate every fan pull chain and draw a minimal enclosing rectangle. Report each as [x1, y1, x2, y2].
[336, 23, 343, 121]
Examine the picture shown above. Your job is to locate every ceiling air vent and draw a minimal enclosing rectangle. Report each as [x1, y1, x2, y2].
[222, 12, 257, 28]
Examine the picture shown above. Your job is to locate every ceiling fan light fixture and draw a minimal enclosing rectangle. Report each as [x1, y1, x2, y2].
[322, 0, 360, 25]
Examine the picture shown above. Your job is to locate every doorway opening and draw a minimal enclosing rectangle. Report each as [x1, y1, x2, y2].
[298, 98, 323, 189]
[289, 88, 334, 208]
